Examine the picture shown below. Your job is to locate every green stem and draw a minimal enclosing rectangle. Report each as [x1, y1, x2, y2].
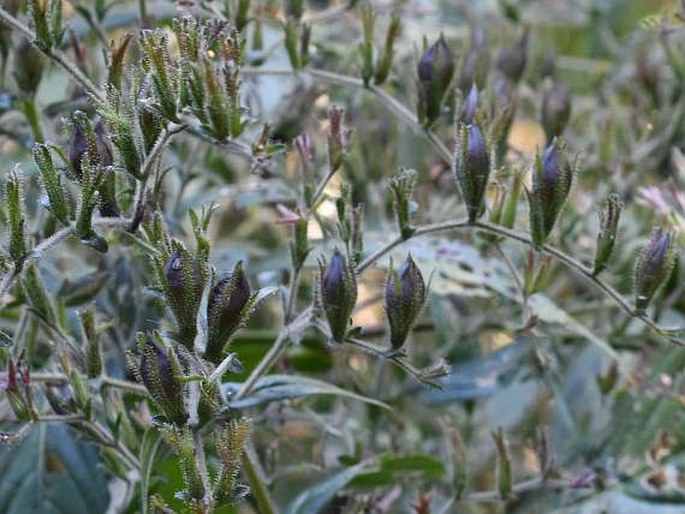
[20, 97, 44, 143]
[243, 441, 279, 514]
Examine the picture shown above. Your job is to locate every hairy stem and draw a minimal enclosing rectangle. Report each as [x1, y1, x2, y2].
[243, 440, 279, 514]
[356, 218, 682, 345]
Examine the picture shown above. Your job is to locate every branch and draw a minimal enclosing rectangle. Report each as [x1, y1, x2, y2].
[355, 218, 683, 345]
[0, 217, 133, 309]
[0, 6, 106, 103]
[241, 67, 452, 164]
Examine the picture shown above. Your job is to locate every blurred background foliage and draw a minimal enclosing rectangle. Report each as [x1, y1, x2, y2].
[1, 0, 685, 513]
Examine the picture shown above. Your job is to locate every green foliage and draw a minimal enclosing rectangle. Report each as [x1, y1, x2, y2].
[1, 1, 685, 514]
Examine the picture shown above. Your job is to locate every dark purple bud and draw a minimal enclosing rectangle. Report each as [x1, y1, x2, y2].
[496, 30, 528, 83]
[541, 81, 571, 141]
[140, 335, 187, 425]
[459, 83, 479, 124]
[385, 255, 426, 350]
[68, 115, 113, 179]
[205, 262, 252, 363]
[634, 228, 676, 313]
[417, 34, 456, 127]
[163, 249, 204, 349]
[528, 139, 574, 246]
[455, 123, 490, 222]
[321, 249, 357, 343]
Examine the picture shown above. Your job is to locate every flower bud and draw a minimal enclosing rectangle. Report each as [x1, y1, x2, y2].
[13, 39, 44, 96]
[68, 114, 114, 195]
[3, 358, 35, 421]
[527, 138, 574, 247]
[634, 228, 676, 314]
[328, 106, 352, 171]
[593, 193, 622, 275]
[385, 254, 426, 350]
[496, 29, 528, 83]
[417, 34, 455, 127]
[455, 122, 491, 222]
[459, 83, 479, 124]
[541, 81, 571, 141]
[457, 26, 489, 94]
[320, 249, 357, 343]
[205, 262, 252, 363]
[163, 249, 204, 349]
[139, 335, 187, 425]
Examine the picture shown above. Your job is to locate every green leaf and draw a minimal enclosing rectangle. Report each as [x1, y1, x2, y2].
[350, 454, 445, 487]
[285, 463, 368, 514]
[223, 374, 391, 410]
[0, 424, 111, 514]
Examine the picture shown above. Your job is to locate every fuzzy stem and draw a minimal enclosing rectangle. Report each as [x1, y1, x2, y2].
[243, 441, 279, 514]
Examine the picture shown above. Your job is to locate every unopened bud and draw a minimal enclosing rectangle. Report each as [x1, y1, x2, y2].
[163, 249, 204, 349]
[328, 106, 352, 171]
[385, 254, 426, 350]
[68, 113, 113, 178]
[634, 228, 676, 314]
[593, 193, 622, 275]
[205, 262, 252, 363]
[139, 335, 187, 425]
[496, 29, 528, 83]
[417, 34, 455, 127]
[457, 26, 489, 94]
[527, 138, 574, 247]
[13, 39, 44, 96]
[541, 81, 571, 141]
[320, 249, 357, 343]
[455, 123, 491, 222]
[459, 83, 479, 124]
